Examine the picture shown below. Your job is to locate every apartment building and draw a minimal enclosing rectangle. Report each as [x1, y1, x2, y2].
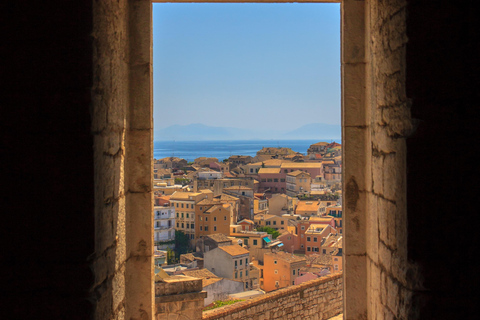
[305, 224, 336, 255]
[285, 170, 312, 197]
[204, 244, 253, 290]
[170, 190, 213, 241]
[153, 201, 175, 250]
[262, 251, 306, 292]
[195, 201, 232, 239]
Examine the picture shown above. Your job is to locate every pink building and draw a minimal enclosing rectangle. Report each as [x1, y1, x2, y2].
[294, 272, 318, 285]
[278, 231, 301, 253]
[280, 163, 323, 182]
[257, 168, 285, 193]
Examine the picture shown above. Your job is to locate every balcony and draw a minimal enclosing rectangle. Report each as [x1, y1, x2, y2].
[154, 225, 174, 230]
[154, 212, 175, 219]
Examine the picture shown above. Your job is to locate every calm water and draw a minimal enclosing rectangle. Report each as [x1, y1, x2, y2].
[153, 139, 340, 162]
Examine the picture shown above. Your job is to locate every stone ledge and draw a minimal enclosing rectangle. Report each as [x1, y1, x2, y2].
[203, 273, 343, 319]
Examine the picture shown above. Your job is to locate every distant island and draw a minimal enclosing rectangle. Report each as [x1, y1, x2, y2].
[154, 123, 341, 141]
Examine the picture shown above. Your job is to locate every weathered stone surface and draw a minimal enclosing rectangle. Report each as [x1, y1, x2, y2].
[203, 274, 342, 320]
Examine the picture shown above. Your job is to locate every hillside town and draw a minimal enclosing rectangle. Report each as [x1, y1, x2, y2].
[152, 141, 342, 309]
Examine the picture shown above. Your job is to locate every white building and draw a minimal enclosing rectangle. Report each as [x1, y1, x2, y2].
[154, 204, 175, 250]
[198, 170, 223, 180]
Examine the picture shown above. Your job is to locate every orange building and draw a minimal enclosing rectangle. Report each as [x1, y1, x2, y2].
[305, 224, 336, 255]
[195, 201, 232, 239]
[262, 251, 306, 292]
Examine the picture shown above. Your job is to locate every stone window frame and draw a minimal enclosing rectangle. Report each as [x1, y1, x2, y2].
[93, 0, 370, 319]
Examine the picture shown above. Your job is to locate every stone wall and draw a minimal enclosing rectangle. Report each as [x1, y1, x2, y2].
[364, 0, 421, 319]
[155, 276, 207, 320]
[91, 0, 154, 319]
[202, 273, 342, 320]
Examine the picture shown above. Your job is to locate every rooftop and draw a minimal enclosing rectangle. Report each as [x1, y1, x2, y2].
[265, 251, 306, 263]
[281, 163, 323, 168]
[258, 168, 281, 174]
[205, 233, 232, 243]
[219, 244, 250, 257]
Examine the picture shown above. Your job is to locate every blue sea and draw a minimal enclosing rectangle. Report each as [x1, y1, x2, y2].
[153, 139, 341, 162]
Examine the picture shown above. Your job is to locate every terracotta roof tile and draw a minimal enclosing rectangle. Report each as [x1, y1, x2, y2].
[219, 244, 250, 256]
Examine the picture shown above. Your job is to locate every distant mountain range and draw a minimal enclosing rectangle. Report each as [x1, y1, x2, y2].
[154, 123, 341, 141]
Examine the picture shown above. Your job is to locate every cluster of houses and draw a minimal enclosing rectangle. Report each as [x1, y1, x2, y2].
[153, 142, 343, 307]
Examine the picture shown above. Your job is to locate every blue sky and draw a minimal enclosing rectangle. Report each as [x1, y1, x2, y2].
[153, 3, 340, 131]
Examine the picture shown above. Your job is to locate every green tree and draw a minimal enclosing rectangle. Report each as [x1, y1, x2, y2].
[166, 248, 176, 264]
[256, 226, 280, 239]
[174, 230, 190, 259]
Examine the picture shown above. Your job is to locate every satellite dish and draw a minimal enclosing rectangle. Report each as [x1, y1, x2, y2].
[237, 239, 243, 246]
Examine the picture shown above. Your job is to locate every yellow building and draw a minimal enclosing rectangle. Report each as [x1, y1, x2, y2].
[254, 214, 290, 231]
[285, 170, 312, 197]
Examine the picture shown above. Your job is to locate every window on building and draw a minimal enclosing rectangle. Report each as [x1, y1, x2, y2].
[301, 226, 305, 230]
[213, 226, 216, 231]
[314, 237, 317, 242]
[307, 246, 311, 251]
[240, 271, 243, 278]
[176, 223, 179, 228]
[235, 272, 238, 279]
[181, 223, 184, 228]
[281, 221, 284, 225]
[181, 204, 184, 208]
[186, 223, 189, 229]
[200, 226, 202, 231]
[307, 237, 311, 241]
[176, 212, 179, 218]
[274, 270, 278, 274]
[191, 223, 194, 229]
[181, 213, 184, 218]
[224, 216, 227, 221]
[274, 260, 277, 264]
[205, 217, 208, 221]
[273, 221, 276, 225]
[235, 260, 238, 266]
[253, 240, 257, 246]
[186, 213, 189, 218]
[293, 269, 296, 275]
[213, 217, 216, 221]
[205, 226, 208, 231]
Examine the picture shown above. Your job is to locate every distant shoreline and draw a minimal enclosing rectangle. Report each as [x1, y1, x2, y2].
[153, 139, 341, 162]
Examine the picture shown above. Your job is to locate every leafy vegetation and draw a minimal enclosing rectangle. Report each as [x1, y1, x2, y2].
[256, 226, 280, 239]
[203, 299, 244, 311]
[174, 178, 190, 185]
[174, 230, 190, 259]
[166, 248, 176, 264]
